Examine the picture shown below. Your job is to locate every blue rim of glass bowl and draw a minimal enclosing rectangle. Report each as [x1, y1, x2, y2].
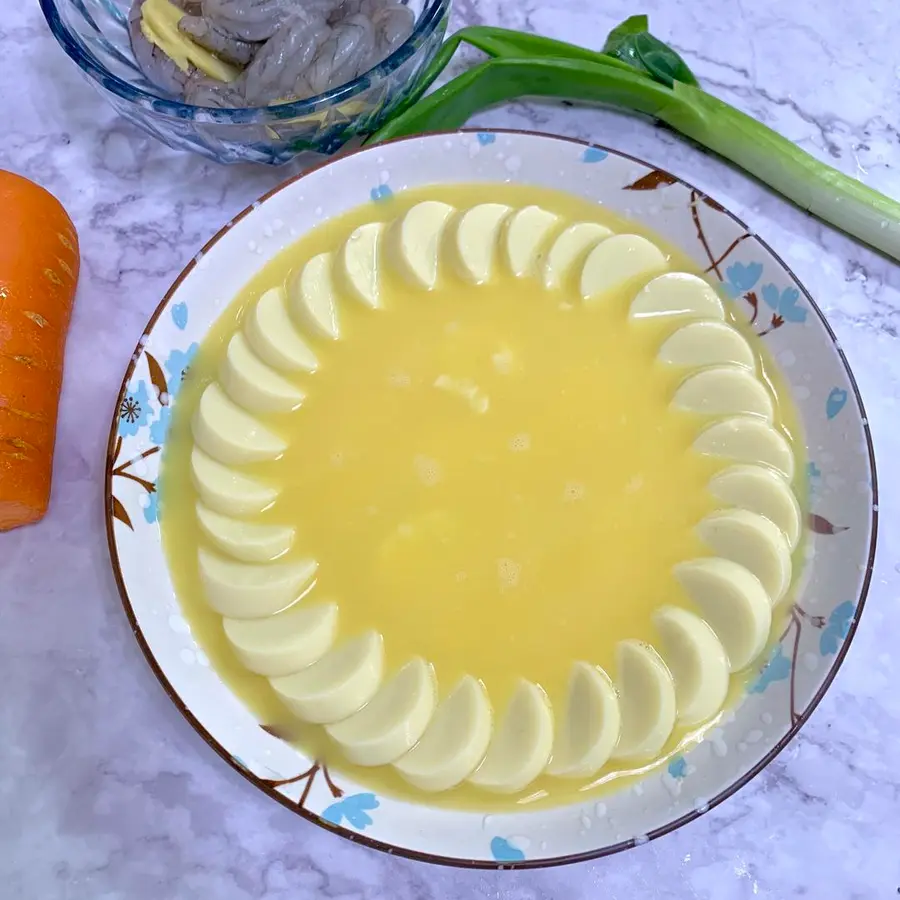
[39, 0, 450, 125]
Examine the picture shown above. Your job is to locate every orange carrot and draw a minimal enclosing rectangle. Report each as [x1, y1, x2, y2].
[0, 171, 79, 531]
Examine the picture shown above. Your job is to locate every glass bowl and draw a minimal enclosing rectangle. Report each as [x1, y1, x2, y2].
[40, 0, 450, 165]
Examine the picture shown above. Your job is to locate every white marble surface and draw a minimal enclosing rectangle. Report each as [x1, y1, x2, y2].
[3, 0, 900, 897]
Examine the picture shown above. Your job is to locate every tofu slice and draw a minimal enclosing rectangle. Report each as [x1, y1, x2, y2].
[192, 383, 286, 465]
[611, 640, 677, 761]
[327, 658, 437, 766]
[547, 662, 620, 777]
[393, 675, 492, 792]
[468, 680, 554, 793]
[270, 631, 384, 724]
[582, 234, 668, 302]
[654, 606, 730, 726]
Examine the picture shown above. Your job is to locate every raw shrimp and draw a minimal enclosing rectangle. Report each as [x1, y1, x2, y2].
[242, 12, 331, 104]
[371, 3, 414, 60]
[183, 72, 247, 106]
[327, 0, 360, 23]
[178, 16, 259, 65]
[129, 0, 417, 108]
[201, 0, 338, 42]
[306, 13, 375, 94]
[129, 0, 191, 95]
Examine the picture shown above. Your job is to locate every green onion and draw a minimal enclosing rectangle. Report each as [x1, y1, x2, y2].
[369, 20, 900, 262]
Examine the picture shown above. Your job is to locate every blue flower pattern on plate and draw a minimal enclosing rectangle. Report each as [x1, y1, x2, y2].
[321, 793, 379, 830]
[118, 381, 151, 437]
[581, 147, 608, 163]
[164, 343, 199, 400]
[172, 302, 188, 330]
[149, 405, 171, 446]
[724, 261, 762, 297]
[807, 461, 822, 499]
[819, 601, 855, 656]
[476, 132, 496, 146]
[667, 755, 687, 779]
[761, 283, 807, 323]
[142, 489, 159, 524]
[490, 836, 525, 862]
[749, 645, 792, 694]
[826, 387, 848, 419]
[370, 184, 393, 202]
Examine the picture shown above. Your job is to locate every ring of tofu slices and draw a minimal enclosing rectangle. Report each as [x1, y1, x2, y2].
[186, 202, 800, 794]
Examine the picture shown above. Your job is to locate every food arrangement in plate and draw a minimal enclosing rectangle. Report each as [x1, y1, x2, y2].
[156, 179, 805, 809]
[100, 129, 876, 863]
[129, 0, 416, 107]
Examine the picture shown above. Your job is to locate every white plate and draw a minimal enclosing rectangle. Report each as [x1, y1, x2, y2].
[105, 130, 876, 868]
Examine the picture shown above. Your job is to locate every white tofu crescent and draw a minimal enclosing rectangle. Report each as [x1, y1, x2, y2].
[393, 200, 455, 289]
[270, 631, 384, 724]
[394, 675, 492, 792]
[244, 286, 318, 373]
[196, 502, 294, 563]
[453, 203, 512, 283]
[289, 252, 340, 340]
[220, 332, 305, 414]
[658, 320, 755, 369]
[190, 448, 277, 517]
[693, 416, 795, 480]
[698, 508, 792, 603]
[468, 680, 554, 793]
[341, 222, 384, 308]
[709, 464, 802, 550]
[326, 658, 437, 766]
[543, 222, 611, 290]
[654, 606, 730, 726]
[582, 234, 668, 302]
[674, 558, 772, 672]
[198, 548, 317, 620]
[611, 640, 677, 761]
[193, 383, 286, 465]
[629, 272, 724, 321]
[547, 662, 621, 777]
[673, 365, 774, 420]
[223, 601, 338, 677]
[505, 205, 560, 278]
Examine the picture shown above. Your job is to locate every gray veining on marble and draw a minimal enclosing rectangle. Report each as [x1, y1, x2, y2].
[2, 0, 900, 897]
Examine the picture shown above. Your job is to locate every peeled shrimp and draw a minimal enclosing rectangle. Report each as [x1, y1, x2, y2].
[371, 3, 414, 61]
[178, 16, 259, 65]
[201, 0, 340, 42]
[306, 13, 375, 94]
[129, 0, 191, 95]
[182, 72, 247, 106]
[242, 12, 332, 103]
[129, 0, 417, 108]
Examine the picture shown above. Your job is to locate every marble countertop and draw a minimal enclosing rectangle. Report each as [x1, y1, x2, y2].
[3, 0, 900, 897]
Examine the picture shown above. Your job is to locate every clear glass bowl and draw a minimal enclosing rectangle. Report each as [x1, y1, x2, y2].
[40, 0, 450, 165]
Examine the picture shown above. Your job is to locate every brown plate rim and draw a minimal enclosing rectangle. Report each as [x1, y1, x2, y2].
[104, 128, 879, 870]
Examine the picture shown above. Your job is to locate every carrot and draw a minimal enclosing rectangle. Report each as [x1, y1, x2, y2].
[0, 171, 79, 531]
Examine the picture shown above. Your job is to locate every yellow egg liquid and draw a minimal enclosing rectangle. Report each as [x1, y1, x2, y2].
[160, 184, 803, 811]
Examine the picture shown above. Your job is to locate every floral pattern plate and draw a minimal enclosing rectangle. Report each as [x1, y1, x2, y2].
[105, 130, 877, 868]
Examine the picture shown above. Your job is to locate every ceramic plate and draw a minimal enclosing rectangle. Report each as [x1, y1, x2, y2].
[105, 130, 877, 868]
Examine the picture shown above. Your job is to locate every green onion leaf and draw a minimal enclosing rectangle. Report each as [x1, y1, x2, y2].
[366, 21, 900, 261]
[632, 32, 699, 87]
[602, 16, 699, 86]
